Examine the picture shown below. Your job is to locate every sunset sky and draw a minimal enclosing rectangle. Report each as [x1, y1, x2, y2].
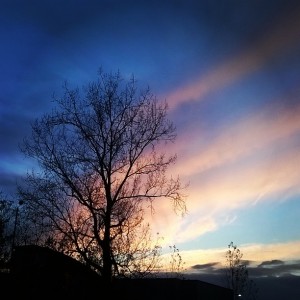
[1, 1, 300, 298]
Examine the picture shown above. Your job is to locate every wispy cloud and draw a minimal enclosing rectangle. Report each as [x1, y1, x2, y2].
[163, 6, 300, 109]
[150, 100, 295, 236]
[180, 241, 300, 271]
[173, 100, 300, 178]
[148, 98, 300, 247]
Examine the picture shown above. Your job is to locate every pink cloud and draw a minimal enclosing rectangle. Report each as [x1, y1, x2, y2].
[172, 100, 300, 178]
[153, 101, 300, 244]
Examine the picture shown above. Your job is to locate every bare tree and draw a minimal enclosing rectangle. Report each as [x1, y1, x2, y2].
[18, 69, 186, 285]
[0, 192, 29, 266]
[166, 244, 185, 279]
[0, 192, 14, 267]
[225, 242, 258, 300]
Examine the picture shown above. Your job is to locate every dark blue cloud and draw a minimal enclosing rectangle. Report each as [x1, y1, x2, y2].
[191, 262, 220, 272]
[1, 1, 299, 187]
[258, 259, 284, 267]
[186, 259, 300, 300]
[250, 260, 300, 277]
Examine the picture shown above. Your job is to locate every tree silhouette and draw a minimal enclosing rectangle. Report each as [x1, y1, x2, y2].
[18, 69, 187, 285]
[225, 242, 258, 300]
[0, 192, 14, 266]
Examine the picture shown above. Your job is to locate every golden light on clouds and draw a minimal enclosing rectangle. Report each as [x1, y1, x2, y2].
[178, 241, 300, 270]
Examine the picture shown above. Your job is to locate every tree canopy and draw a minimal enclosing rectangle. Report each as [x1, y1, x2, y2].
[18, 69, 187, 283]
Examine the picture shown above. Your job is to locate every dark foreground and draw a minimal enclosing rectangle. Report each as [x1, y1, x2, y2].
[1, 245, 233, 299]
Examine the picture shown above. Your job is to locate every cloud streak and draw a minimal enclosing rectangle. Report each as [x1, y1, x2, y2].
[163, 6, 300, 109]
[173, 99, 300, 177]
[148, 100, 300, 245]
[180, 241, 300, 272]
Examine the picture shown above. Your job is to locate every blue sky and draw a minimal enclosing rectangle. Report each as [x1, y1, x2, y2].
[1, 1, 300, 298]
